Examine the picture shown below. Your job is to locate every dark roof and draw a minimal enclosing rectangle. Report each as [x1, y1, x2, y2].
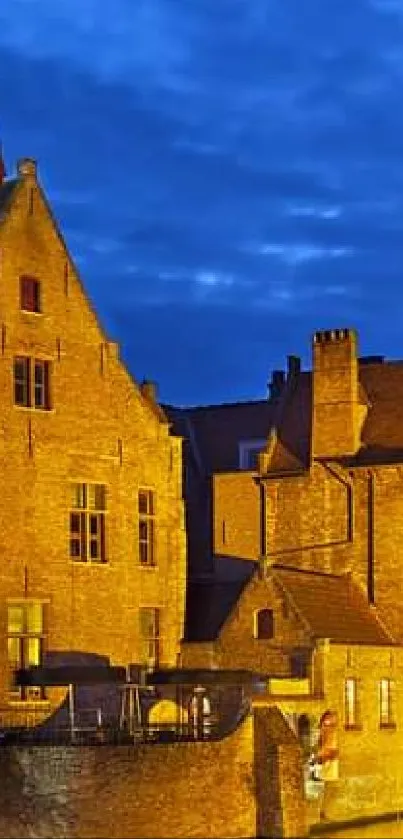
[16, 664, 127, 686]
[359, 361, 403, 452]
[268, 372, 311, 471]
[185, 565, 394, 647]
[274, 567, 395, 645]
[148, 668, 265, 685]
[166, 357, 403, 474]
[185, 569, 256, 642]
[165, 400, 276, 473]
[268, 360, 403, 470]
[0, 178, 19, 215]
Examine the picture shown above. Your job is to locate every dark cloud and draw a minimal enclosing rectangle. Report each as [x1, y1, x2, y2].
[1, 0, 403, 402]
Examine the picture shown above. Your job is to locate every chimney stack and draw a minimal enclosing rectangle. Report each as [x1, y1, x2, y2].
[287, 355, 301, 379]
[268, 370, 285, 400]
[312, 328, 364, 457]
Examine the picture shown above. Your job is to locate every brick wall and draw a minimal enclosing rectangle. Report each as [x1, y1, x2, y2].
[0, 707, 308, 839]
[0, 163, 186, 724]
[213, 470, 261, 560]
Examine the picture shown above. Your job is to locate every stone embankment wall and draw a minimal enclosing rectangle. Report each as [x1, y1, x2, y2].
[0, 708, 307, 839]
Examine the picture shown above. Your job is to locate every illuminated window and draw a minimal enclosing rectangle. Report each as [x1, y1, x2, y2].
[139, 607, 161, 669]
[139, 489, 156, 566]
[14, 357, 51, 409]
[380, 678, 395, 728]
[254, 608, 274, 640]
[69, 483, 106, 563]
[20, 276, 41, 313]
[7, 602, 45, 701]
[345, 677, 359, 728]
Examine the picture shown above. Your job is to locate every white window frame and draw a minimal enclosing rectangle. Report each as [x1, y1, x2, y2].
[380, 678, 395, 728]
[238, 439, 266, 470]
[69, 482, 107, 563]
[7, 600, 46, 701]
[138, 489, 156, 567]
[139, 607, 161, 669]
[14, 356, 51, 409]
[345, 677, 359, 728]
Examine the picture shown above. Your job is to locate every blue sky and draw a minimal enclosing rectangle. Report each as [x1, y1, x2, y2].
[1, 0, 403, 405]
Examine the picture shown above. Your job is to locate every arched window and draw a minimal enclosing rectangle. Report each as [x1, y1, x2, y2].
[255, 608, 274, 639]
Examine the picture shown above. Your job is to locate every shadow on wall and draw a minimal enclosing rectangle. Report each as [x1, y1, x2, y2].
[40, 651, 122, 732]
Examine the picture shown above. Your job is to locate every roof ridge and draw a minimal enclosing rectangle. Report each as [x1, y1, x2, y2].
[163, 399, 273, 412]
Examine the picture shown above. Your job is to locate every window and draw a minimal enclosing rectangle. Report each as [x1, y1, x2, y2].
[7, 602, 45, 701]
[139, 607, 161, 669]
[238, 439, 266, 470]
[139, 489, 156, 566]
[345, 677, 359, 728]
[69, 483, 106, 563]
[20, 276, 41, 313]
[14, 357, 51, 409]
[380, 678, 395, 728]
[254, 608, 274, 640]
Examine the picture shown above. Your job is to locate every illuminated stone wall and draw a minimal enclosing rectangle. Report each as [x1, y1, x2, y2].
[0, 708, 307, 839]
[0, 161, 186, 726]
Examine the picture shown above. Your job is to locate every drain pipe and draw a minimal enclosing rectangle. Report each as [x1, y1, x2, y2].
[367, 470, 375, 604]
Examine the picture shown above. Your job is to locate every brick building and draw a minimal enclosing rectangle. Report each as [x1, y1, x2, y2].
[168, 328, 403, 823]
[0, 157, 186, 727]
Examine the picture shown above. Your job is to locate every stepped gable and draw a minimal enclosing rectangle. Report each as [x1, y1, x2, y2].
[273, 567, 395, 645]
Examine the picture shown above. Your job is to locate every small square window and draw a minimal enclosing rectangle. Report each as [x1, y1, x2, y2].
[20, 276, 41, 313]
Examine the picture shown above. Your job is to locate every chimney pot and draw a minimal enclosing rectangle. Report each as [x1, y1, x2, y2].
[268, 370, 285, 400]
[287, 355, 301, 378]
[17, 158, 37, 178]
[141, 379, 158, 402]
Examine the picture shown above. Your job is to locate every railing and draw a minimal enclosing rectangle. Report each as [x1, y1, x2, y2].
[0, 701, 252, 747]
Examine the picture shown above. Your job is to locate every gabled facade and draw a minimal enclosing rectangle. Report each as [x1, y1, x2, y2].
[0, 157, 186, 727]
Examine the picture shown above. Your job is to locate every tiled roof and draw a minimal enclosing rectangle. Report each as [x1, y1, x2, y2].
[185, 565, 394, 646]
[0, 178, 19, 216]
[273, 567, 394, 645]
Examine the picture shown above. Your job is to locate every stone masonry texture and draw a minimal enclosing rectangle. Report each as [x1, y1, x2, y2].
[0, 163, 186, 726]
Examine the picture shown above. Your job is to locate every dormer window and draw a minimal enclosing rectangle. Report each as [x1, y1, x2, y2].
[20, 276, 41, 313]
[239, 439, 266, 470]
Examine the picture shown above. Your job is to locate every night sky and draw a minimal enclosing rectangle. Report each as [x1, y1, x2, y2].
[1, 0, 403, 405]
